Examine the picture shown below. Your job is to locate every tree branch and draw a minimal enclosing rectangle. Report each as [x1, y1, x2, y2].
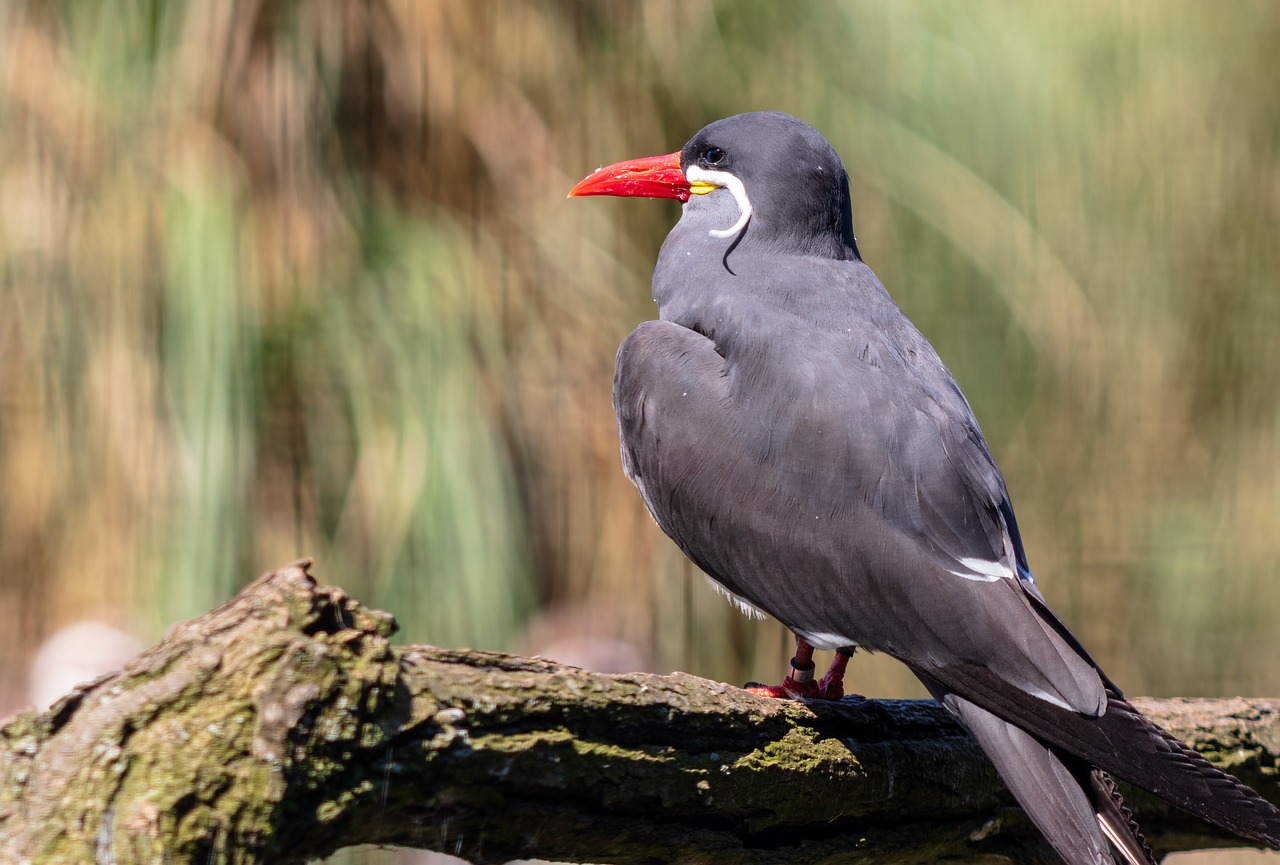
[1, 561, 1278, 864]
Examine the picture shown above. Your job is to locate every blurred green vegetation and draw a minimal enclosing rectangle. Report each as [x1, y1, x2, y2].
[1, 0, 1279, 821]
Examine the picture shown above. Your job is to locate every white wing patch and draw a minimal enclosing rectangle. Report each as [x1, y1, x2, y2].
[684, 165, 753, 240]
[704, 576, 767, 620]
[1024, 685, 1074, 711]
[947, 557, 1016, 583]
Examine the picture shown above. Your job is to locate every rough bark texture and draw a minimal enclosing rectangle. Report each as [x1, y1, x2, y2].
[1, 560, 1278, 864]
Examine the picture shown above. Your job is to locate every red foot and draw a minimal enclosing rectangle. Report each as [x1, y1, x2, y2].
[816, 651, 850, 699]
[745, 676, 820, 700]
[815, 673, 844, 700]
[745, 648, 851, 701]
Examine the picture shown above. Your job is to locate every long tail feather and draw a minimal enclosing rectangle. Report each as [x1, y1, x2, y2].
[937, 690, 1112, 865]
[932, 662, 1280, 846]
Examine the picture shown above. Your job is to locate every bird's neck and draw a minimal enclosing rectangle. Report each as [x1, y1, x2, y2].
[655, 254, 850, 347]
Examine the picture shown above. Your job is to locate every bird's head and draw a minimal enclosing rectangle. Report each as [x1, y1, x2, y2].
[570, 111, 860, 260]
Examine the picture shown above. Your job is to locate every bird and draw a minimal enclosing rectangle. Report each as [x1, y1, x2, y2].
[569, 110, 1280, 865]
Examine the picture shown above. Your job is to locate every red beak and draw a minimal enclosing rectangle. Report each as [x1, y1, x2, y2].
[568, 150, 689, 201]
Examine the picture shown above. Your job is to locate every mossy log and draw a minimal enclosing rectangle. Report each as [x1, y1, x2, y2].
[1, 561, 1278, 864]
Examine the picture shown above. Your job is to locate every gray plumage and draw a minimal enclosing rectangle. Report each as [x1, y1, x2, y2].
[601, 111, 1280, 864]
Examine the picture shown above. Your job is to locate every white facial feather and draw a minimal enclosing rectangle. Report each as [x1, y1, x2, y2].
[684, 165, 753, 240]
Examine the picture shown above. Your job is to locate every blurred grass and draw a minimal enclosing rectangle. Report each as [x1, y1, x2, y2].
[1, 5, 1279, 857]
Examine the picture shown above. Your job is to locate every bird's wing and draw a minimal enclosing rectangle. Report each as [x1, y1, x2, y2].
[615, 316, 1105, 714]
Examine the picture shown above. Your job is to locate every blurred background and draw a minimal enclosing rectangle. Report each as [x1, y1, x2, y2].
[1, 0, 1278, 861]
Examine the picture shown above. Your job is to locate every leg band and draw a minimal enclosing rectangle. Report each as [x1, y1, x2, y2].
[789, 656, 816, 683]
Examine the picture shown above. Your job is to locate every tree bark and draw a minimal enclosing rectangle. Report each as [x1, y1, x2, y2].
[1, 561, 1278, 864]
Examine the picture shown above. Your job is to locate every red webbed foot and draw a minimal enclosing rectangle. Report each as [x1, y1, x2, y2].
[744, 675, 820, 700]
[814, 649, 851, 699]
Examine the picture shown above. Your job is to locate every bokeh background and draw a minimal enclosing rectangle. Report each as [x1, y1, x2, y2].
[2, 1, 1278, 862]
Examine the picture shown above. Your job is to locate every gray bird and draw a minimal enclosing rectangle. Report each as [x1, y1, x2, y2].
[570, 111, 1280, 865]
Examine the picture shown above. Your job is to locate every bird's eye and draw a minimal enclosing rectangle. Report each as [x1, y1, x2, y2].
[702, 146, 725, 165]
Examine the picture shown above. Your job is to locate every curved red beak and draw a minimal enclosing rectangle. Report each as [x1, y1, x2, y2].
[568, 150, 689, 201]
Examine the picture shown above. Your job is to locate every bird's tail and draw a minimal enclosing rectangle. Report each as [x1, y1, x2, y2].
[1088, 692, 1280, 846]
[931, 662, 1280, 848]
[944, 691, 1155, 865]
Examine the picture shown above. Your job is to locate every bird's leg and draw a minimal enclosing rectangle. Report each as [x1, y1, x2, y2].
[745, 641, 855, 701]
[744, 638, 820, 699]
[815, 647, 854, 699]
